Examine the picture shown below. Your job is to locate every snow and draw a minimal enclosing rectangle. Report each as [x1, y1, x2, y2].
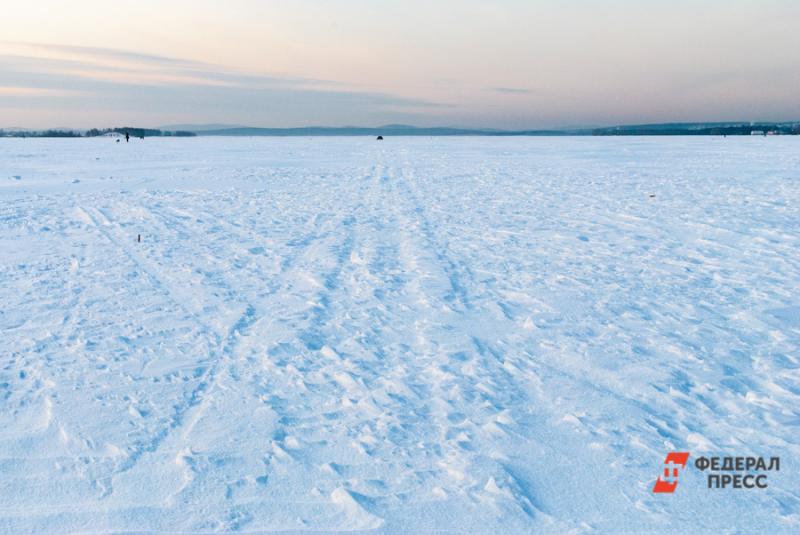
[1, 136, 798, 533]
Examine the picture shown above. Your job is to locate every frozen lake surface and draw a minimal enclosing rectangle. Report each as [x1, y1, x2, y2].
[1, 136, 798, 533]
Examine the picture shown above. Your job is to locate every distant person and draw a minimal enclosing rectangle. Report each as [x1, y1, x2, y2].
[125, 132, 130, 143]
[377, 135, 384, 140]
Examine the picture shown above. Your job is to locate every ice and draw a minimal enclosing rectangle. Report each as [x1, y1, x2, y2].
[0, 136, 798, 533]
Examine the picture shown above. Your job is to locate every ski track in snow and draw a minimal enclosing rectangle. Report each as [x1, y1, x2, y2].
[0, 136, 799, 533]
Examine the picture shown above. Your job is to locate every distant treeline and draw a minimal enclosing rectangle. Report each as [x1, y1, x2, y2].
[0, 129, 83, 138]
[0, 128, 197, 138]
[85, 127, 197, 138]
[593, 123, 800, 136]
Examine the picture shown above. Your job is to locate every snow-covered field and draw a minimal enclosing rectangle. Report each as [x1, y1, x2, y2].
[1, 136, 798, 533]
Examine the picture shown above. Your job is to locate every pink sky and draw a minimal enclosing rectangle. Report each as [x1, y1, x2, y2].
[2, 0, 799, 129]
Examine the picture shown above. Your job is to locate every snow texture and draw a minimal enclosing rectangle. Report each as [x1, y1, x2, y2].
[0, 136, 798, 533]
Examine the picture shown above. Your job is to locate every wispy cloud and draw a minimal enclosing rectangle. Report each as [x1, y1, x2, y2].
[491, 87, 534, 95]
[0, 86, 84, 97]
[16, 42, 209, 68]
[0, 42, 447, 126]
[3, 42, 337, 89]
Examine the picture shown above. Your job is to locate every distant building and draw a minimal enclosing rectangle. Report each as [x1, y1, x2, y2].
[751, 130, 765, 136]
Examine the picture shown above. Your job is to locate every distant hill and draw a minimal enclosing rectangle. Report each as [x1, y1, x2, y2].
[185, 122, 799, 137]
[194, 125, 572, 137]
[159, 123, 246, 132]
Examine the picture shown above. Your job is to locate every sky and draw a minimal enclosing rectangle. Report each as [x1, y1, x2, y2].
[1, 0, 799, 129]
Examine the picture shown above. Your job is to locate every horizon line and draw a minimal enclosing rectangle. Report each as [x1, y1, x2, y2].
[4, 120, 800, 133]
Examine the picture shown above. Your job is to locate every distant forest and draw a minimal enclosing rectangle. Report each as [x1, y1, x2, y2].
[0, 127, 196, 138]
[592, 123, 800, 136]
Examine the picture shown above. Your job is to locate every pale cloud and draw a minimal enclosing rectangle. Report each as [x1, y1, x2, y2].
[0, 86, 84, 97]
[491, 88, 534, 95]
